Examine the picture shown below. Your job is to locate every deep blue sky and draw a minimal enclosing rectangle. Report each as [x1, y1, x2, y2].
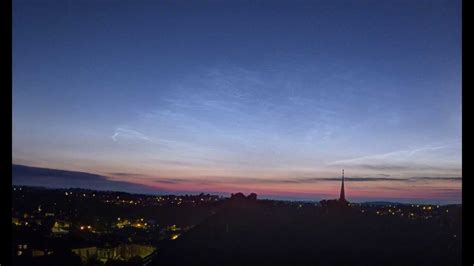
[13, 0, 461, 202]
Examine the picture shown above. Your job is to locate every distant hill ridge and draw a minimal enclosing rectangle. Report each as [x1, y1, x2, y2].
[12, 164, 161, 195]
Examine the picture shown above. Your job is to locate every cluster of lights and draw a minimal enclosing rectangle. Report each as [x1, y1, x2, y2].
[116, 217, 151, 229]
[370, 203, 452, 219]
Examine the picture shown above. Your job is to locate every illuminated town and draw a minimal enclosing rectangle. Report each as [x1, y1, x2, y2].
[12, 186, 222, 265]
[12, 182, 461, 266]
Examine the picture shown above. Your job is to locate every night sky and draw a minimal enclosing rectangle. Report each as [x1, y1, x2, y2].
[13, 0, 461, 203]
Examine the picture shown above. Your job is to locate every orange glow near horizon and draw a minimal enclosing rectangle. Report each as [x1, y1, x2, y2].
[12, 160, 461, 203]
[108, 174, 461, 203]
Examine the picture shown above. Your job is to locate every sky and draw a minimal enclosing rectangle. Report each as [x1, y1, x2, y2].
[12, 0, 461, 203]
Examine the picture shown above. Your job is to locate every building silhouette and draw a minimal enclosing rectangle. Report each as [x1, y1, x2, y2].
[339, 169, 347, 203]
[319, 169, 349, 207]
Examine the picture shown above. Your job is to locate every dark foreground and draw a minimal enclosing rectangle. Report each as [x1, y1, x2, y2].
[12, 187, 461, 266]
[154, 198, 461, 266]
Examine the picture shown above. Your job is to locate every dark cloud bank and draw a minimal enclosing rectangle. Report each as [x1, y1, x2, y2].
[12, 164, 161, 195]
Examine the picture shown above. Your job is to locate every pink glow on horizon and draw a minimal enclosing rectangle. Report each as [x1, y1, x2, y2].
[105, 173, 461, 202]
[14, 159, 460, 202]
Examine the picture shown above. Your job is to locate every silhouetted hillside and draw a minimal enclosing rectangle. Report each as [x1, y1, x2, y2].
[154, 199, 461, 266]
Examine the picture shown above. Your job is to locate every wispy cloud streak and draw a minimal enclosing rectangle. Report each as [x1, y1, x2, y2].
[111, 128, 152, 143]
[327, 140, 461, 174]
[137, 175, 462, 186]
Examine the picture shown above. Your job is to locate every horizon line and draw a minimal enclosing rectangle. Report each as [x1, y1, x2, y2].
[11, 184, 462, 206]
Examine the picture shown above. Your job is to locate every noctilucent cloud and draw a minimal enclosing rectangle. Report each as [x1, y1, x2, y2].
[13, 0, 461, 203]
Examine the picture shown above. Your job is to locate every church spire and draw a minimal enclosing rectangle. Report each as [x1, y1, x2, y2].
[339, 169, 346, 202]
